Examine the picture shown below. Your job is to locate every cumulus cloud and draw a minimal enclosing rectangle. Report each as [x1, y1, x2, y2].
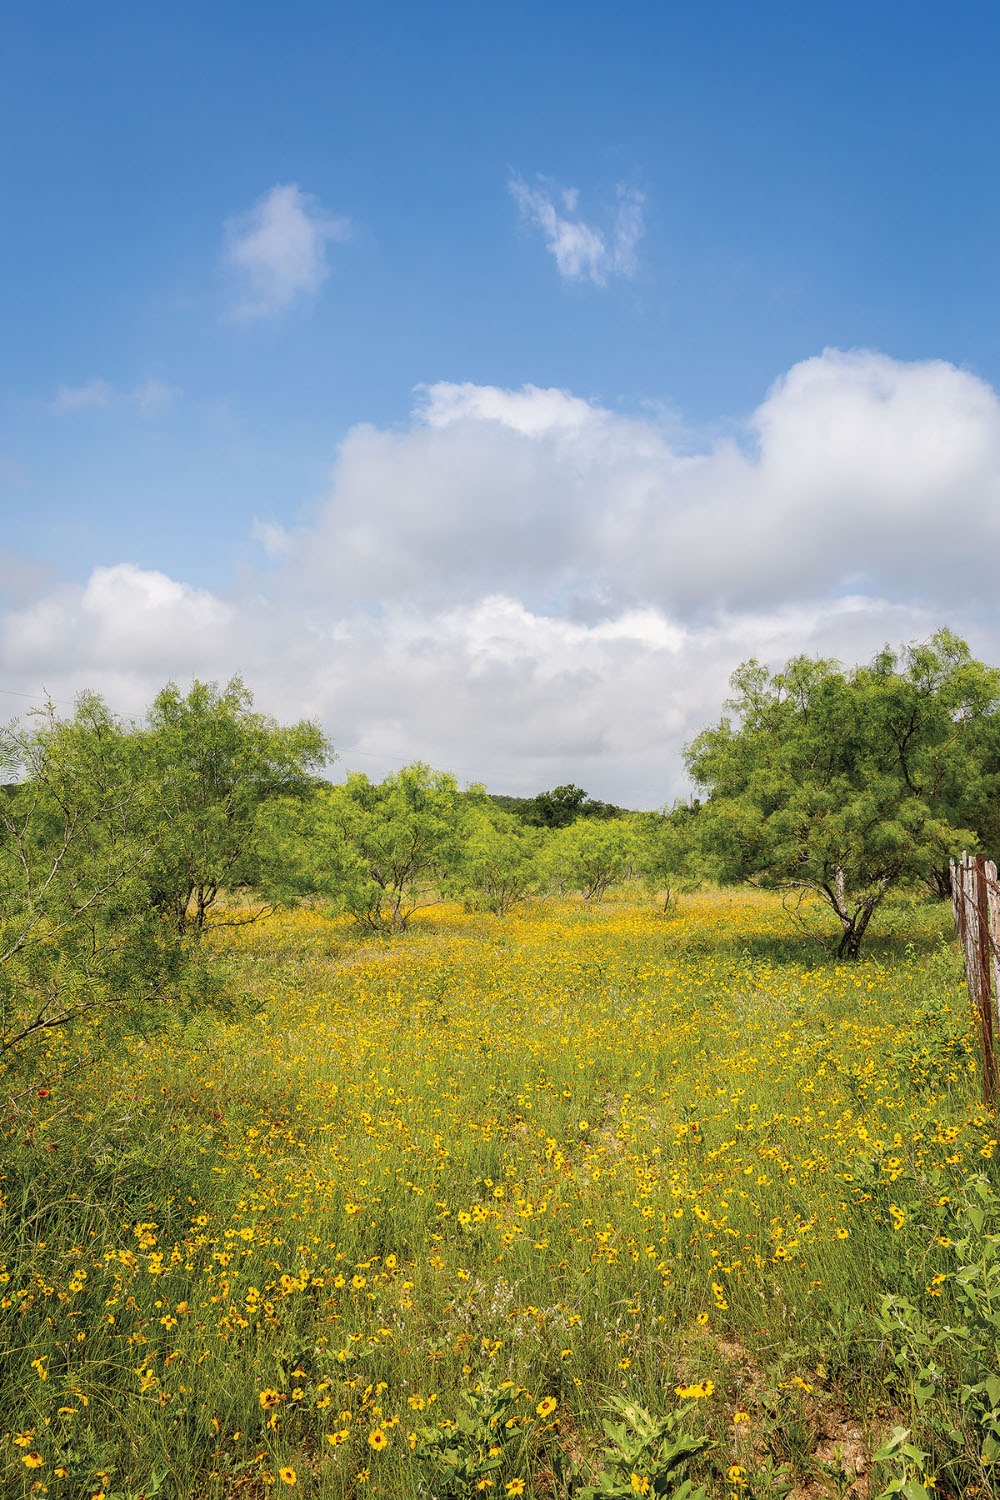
[3, 566, 232, 678]
[290, 349, 1000, 616]
[0, 550, 50, 607]
[510, 175, 645, 285]
[0, 571, 934, 807]
[7, 349, 1000, 804]
[223, 183, 351, 321]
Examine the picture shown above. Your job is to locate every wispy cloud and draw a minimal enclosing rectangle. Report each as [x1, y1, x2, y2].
[130, 379, 179, 417]
[223, 183, 351, 322]
[51, 379, 113, 414]
[251, 519, 291, 558]
[509, 175, 645, 285]
[0, 458, 28, 489]
[50, 379, 180, 417]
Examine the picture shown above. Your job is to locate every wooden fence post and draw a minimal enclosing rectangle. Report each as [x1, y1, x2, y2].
[974, 855, 998, 1111]
[986, 860, 1000, 1078]
[953, 853, 999, 1112]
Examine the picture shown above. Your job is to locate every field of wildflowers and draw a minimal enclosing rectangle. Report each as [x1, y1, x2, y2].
[2, 888, 998, 1499]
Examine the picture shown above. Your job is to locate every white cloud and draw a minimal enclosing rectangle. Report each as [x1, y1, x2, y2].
[251, 519, 290, 557]
[50, 378, 180, 417]
[289, 350, 1000, 615]
[129, 379, 180, 417]
[7, 349, 1000, 805]
[223, 183, 351, 322]
[610, 185, 645, 278]
[417, 380, 595, 434]
[0, 569, 935, 807]
[51, 379, 113, 414]
[0, 550, 49, 606]
[3, 565, 232, 678]
[510, 175, 645, 285]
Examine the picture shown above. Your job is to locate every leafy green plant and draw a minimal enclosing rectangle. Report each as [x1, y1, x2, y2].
[876, 1174, 1000, 1484]
[884, 994, 972, 1095]
[550, 1394, 710, 1499]
[140, 676, 327, 938]
[733, 1453, 794, 1499]
[1, 696, 181, 1089]
[412, 1380, 530, 1496]
[634, 805, 705, 913]
[872, 1426, 934, 1500]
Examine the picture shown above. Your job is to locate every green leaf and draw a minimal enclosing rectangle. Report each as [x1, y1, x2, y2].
[982, 1433, 1000, 1463]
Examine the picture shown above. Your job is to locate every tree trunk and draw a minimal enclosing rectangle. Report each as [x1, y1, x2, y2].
[174, 884, 193, 938]
[924, 863, 953, 900]
[835, 885, 886, 960]
[836, 924, 862, 960]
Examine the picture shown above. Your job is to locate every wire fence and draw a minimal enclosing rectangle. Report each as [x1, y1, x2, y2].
[950, 852, 1000, 1110]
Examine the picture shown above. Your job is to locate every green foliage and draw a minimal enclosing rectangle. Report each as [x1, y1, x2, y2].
[546, 817, 636, 900]
[871, 1427, 934, 1499]
[412, 1381, 531, 1496]
[633, 806, 705, 912]
[276, 762, 479, 931]
[686, 629, 1000, 957]
[0, 696, 179, 1089]
[520, 785, 626, 829]
[875, 1174, 1000, 1487]
[0, 680, 322, 1092]
[487, 791, 538, 820]
[140, 677, 328, 937]
[551, 1395, 709, 1499]
[915, 680, 1000, 892]
[451, 808, 544, 915]
[884, 986, 974, 1095]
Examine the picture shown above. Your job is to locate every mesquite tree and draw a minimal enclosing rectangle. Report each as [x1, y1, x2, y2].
[634, 804, 705, 912]
[141, 678, 328, 937]
[546, 817, 637, 901]
[685, 631, 1000, 958]
[451, 808, 543, 915]
[0, 696, 175, 1086]
[272, 763, 477, 932]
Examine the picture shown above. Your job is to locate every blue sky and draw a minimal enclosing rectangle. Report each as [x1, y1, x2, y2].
[3, 2, 1000, 801]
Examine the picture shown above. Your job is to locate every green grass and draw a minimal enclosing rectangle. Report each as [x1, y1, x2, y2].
[1, 888, 996, 1498]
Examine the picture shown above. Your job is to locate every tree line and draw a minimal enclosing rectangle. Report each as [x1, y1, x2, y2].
[0, 678, 700, 1087]
[4, 627, 1000, 1084]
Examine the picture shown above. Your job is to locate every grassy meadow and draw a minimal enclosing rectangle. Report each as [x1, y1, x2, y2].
[2, 888, 998, 1499]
